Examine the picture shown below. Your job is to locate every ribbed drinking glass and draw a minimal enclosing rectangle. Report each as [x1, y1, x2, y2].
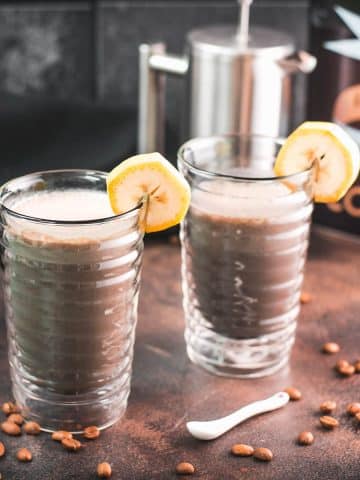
[0, 170, 144, 432]
[178, 135, 314, 378]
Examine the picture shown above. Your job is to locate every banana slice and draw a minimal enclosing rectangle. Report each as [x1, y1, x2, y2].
[274, 121, 360, 203]
[107, 152, 191, 233]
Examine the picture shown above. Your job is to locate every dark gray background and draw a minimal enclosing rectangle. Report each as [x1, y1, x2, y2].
[0, 1, 310, 177]
[0, 1, 309, 104]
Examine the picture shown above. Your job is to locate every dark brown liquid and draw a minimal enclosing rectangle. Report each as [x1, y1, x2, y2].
[183, 198, 313, 339]
[4, 213, 142, 396]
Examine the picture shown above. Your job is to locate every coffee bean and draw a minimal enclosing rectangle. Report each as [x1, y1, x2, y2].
[347, 402, 360, 416]
[1, 402, 20, 416]
[356, 412, 360, 423]
[61, 437, 82, 452]
[322, 342, 340, 354]
[335, 359, 355, 375]
[97, 462, 112, 478]
[7, 414, 23, 425]
[320, 401, 337, 414]
[300, 292, 312, 304]
[253, 448, 273, 462]
[24, 421, 41, 435]
[284, 387, 302, 401]
[1, 421, 21, 436]
[337, 363, 355, 377]
[0, 442, 5, 457]
[231, 444, 254, 456]
[83, 426, 100, 440]
[298, 431, 314, 445]
[336, 359, 350, 370]
[319, 416, 339, 429]
[176, 462, 195, 475]
[52, 431, 72, 442]
[354, 361, 360, 373]
[16, 448, 32, 462]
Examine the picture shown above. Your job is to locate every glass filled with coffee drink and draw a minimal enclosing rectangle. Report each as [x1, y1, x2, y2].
[0, 170, 144, 432]
[178, 135, 314, 377]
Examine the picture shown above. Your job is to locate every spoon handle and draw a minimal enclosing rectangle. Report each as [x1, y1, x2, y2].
[186, 391, 289, 440]
[216, 391, 289, 435]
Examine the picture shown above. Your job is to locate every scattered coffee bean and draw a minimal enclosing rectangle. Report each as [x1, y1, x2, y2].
[97, 462, 112, 478]
[322, 342, 340, 354]
[24, 421, 41, 435]
[319, 416, 339, 429]
[61, 437, 82, 452]
[253, 448, 273, 462]
[284, 387, 302, 401]
[7, 414, 23, 425]
[347, 402, 360, 416]
[319, 400, 337, 414]
[1, 402, 20, 416]
[176, 462, 195, 475]
[354, 360, 360, 373]
[335, 358, 355, 375]
[231, 444, 254, 456]
[1, 421, 21, 436]
[16, 448, 32, 462]
[337, 363, 355, 377]
[336, 359, 350, 370]
[298, 431, 314, 446]
[52, 430, 73, 442]
[83, 426, 100, 440]
[300, 292, 312, 304]
[0, 442, 5, 457]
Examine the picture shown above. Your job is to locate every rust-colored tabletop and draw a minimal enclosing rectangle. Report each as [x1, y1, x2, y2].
[0, 228, 359, 480]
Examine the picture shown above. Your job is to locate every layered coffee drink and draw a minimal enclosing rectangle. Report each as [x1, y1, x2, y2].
[179, 135, 314, 377]
[1, 171, 143, 431]
[186, 179, 312, 339]
[1, 155, 191, 431]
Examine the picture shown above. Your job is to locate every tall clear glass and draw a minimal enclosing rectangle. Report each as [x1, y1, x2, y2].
[178, 135, 314, 378]
[0, 170, 144, 432]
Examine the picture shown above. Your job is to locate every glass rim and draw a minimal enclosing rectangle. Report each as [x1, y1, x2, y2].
[0, 169, 144, 225]
[177, 134, 313, 182]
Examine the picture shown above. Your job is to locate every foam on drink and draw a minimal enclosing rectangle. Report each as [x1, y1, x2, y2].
[191, 179, 309, 220]
[12, 189, 114, 221]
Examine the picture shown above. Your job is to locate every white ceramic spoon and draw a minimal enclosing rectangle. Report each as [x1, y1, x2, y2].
[186, 391, 290, 441]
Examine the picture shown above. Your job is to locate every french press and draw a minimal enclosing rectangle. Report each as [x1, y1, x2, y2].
[138, 0, 317, 154]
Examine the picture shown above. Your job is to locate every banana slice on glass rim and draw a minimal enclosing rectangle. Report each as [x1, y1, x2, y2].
[274, 121, 360, 203]
[107, 152, 191, 233]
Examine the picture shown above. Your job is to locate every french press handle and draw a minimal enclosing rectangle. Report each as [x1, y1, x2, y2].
[138, 43, 189, 154]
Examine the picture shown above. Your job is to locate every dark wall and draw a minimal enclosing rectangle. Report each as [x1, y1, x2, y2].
[0, 1, 310, 178]
[0, 1, 310, 104]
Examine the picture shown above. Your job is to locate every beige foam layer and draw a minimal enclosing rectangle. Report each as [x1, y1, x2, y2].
[6, 189, 139, 245]
[191, 180, 309, 220]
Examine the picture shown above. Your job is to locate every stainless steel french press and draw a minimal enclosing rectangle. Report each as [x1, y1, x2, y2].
[138, 0, 317, 154]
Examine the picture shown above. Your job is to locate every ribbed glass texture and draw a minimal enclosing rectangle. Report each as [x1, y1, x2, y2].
[0, 170, 144, 432]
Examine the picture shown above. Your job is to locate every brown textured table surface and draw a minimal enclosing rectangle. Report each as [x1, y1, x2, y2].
[0, 229, 359, 480]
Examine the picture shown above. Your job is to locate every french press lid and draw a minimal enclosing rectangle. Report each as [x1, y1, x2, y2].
[188, 25, 295, 59]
